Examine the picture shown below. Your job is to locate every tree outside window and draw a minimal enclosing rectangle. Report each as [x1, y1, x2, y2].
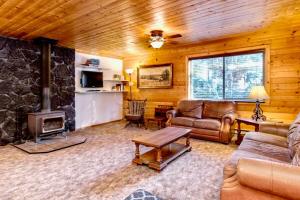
[189, 51, 264, 100]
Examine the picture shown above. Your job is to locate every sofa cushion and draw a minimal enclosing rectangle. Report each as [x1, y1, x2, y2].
[244, 132, 288, 148]
[193, 118, 221, 130]
[177, 100, 203, 119]
[202, 101, 236, 119]
[224, 149, 289, 179]
[238, 139, 291, 163]
[288, 125, 300, 157]
[171, 117, 195, 127]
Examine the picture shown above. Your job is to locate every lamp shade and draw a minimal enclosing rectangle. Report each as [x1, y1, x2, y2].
[125, 68, 133, 74]
[249, 86, 269, 100]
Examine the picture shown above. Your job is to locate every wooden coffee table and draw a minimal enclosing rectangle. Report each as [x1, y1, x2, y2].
[132, 127, 192, 171]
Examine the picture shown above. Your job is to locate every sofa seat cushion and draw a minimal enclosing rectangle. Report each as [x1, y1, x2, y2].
[224, 149, 290, 179]
[171, 117, 195, 127]
[238, 139, 291, 163]
[193, 118, 221, 130]
[244, 132, 288, 148]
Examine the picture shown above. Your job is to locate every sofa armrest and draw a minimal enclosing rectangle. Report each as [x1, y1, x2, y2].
[166, 109, 178, 118]
[220, 113, 237, 144]
[222, 113, 238, 125]
[166, 109, 178, 126]
[237, 158, 300, 199]
[259, 122, 290, 137]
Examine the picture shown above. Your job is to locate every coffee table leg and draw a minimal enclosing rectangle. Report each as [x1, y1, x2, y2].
[135, 143, 140, 159]
[186, 135, 190, 147]
[156, 148, 162, 163]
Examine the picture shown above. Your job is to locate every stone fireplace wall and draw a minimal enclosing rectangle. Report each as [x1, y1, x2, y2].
[0, 36, 75, 140]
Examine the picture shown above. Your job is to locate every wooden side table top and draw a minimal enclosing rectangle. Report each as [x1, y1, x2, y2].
[236, 117, 262, 124]
[235, 117, 284, 145]
[236, 117, 284, 125]
[132, 127, 191, 148]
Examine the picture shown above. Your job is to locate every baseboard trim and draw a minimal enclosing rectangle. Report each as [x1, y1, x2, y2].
[76, 119, 124, 130]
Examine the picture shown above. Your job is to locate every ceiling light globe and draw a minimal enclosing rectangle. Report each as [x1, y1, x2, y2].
[151, 41, 164, 48]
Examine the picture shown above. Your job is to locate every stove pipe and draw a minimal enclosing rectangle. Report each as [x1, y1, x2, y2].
[34, 37, 58, 112]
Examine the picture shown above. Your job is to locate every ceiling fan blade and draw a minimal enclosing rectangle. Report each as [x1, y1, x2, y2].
[168, 41, 178, 45]
[165, 34, 182, 39]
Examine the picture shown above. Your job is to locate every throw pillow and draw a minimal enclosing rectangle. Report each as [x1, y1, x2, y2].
[288, 125, 300, 157]
[178, 100, 203, 119]
[288, 113, 300, 134]
[181, 106, 203, 119]
[292, 148, 300, 166]
[291, 113, 300, 125]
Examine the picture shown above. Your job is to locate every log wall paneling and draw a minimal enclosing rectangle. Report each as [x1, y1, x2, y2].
[124, 28, 300, 123]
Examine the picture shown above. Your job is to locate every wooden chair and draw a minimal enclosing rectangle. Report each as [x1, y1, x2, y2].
[125, 99, 147, 128]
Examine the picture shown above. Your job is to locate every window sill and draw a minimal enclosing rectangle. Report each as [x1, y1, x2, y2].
[189, 98, 266, 104]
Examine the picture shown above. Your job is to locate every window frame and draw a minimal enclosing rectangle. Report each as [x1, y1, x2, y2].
[187, 48, 268, 103]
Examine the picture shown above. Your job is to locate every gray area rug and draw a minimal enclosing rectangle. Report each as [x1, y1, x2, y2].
[125, 189, 162, 200]
[12, 135, 86, 154]
[0, 121, 236, 200]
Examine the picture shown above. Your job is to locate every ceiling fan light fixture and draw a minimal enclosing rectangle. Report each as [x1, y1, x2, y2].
[150, 36, 164, 48]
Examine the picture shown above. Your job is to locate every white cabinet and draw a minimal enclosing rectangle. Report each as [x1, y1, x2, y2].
[75, 52, 124, 129]
[75, 92, 123, 129]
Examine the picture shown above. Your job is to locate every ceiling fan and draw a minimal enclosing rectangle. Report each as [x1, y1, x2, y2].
[148, 30, 182, 49]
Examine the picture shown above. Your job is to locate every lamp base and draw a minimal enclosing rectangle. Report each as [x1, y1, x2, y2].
[251, 100, 267, 121]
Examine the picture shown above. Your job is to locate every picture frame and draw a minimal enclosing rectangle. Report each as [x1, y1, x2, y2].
[137, 63, 173, 89]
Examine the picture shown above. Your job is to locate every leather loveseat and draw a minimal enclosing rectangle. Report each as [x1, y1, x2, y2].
[166, 100, 237, 144]
[221, 113, 300, 200]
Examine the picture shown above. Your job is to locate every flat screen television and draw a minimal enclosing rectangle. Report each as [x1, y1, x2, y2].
[81, 71, 103, 88]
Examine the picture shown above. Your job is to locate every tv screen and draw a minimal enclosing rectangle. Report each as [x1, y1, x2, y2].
[81, 71, 103, 88]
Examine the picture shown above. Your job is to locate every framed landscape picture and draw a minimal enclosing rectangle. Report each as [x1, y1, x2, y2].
[137, 63, 173, 89]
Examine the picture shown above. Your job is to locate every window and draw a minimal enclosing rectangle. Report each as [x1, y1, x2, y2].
[189, 50, 264, 100]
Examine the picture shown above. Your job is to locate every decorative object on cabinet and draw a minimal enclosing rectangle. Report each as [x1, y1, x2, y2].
[137, 63, 173, 89]
[249, 85, 269, 121]
[113, 74, 121, 80]
[81, 58, 100, 67]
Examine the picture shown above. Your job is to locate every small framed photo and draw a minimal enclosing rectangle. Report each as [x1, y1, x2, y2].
[137, 63, 173, 89]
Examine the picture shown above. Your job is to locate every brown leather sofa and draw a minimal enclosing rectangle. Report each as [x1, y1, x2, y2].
[221, 114, 300, 200]
[166, 100, 237, 144]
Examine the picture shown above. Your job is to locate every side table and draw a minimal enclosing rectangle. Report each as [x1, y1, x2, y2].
[145, 105, 173, 129]
[235, 118, 260, 145]
[145, 117, 165, 129]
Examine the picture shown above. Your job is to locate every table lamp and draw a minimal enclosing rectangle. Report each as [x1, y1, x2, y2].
[125, 68, 134, 100]
[249, 85, 269, 121]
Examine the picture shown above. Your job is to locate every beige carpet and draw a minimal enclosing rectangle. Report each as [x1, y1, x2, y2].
[0, 122, 236, 200]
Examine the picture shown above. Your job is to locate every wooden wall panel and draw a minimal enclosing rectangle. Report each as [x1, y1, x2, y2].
[123, 28, 300, 123]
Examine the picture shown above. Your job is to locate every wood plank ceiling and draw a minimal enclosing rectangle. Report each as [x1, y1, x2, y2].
[0, 0, 299, 57]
